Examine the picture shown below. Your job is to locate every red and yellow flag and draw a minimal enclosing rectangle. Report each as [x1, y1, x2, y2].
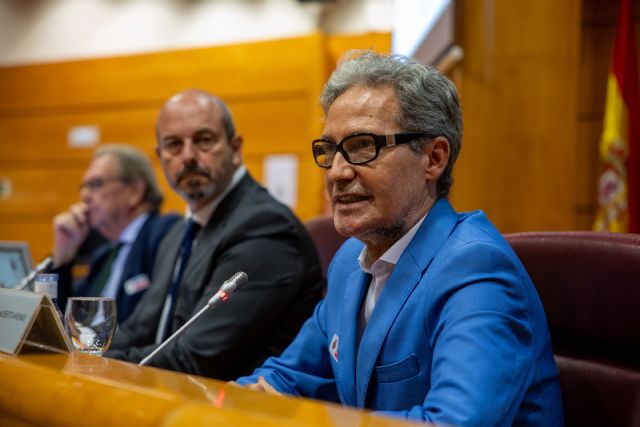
[594, 0, 640, 233]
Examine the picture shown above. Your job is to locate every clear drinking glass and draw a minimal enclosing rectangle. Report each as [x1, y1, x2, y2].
[65, 297, 117, 356]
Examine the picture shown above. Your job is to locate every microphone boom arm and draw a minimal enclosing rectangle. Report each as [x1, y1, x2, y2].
[138, 271, 247, 367]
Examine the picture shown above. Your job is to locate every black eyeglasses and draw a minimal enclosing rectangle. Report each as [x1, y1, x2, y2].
[311, 132, 427, 168]
[80, 177, 127, 191]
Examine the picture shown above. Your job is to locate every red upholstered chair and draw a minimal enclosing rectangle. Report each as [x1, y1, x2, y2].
[304, 215, 348, 279]
[505, 231, 640, 427]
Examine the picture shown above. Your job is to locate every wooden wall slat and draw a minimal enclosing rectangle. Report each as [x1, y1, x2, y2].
[0, 98, 315, 163]
[0, 167, 86, 216]
[0, 36, 324, 111]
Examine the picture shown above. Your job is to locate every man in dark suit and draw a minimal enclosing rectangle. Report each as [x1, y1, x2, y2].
[106, 89, 323, 380]
[52, 144, 180, 323]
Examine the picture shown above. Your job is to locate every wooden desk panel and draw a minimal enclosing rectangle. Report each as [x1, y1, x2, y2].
[0, 352, 427, 427]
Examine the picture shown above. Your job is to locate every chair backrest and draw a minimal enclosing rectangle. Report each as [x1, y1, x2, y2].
[505, 231, 640, 427]
[304, 215, 347, 279]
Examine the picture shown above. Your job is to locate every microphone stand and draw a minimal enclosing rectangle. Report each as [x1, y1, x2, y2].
[138, 272, 247, 367]
[16, 256, 54, 291]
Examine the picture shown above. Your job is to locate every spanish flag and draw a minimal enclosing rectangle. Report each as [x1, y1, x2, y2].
[594, 0, 640, 233]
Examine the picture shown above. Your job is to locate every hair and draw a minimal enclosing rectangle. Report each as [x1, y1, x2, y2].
[95, 144, 164, 210]
[156, 89, 236, 143]
[192, 89, 236, 141]
[320, 50, 462, 199]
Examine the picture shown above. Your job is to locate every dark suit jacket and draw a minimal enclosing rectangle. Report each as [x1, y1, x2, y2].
[106, 174, 324, 380]
[55, 212, 180, 323]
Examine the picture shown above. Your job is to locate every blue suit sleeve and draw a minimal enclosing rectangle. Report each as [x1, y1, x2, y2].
[236, 299, 340, 403]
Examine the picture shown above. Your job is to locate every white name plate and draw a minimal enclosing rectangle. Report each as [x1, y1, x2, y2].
[0, 288, 72, 355]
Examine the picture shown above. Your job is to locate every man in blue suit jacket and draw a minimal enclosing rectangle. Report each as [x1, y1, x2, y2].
[52, 144, 179, 323]
[236, 51, 564, 426]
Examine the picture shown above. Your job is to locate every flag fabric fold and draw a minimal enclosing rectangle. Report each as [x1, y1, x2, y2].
[594, 0, 640, 233]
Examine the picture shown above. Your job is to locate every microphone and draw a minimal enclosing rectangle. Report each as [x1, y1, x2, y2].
[205, 271, 246, 307]
[16, 256, 54, 291]
[138, 271, 248, 367]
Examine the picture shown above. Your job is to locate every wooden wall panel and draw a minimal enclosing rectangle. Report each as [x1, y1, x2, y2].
[325, 32, 392, 68]
[454, 0, 583, 232]
[0, 32, 390, 261]
[0, 109, 157, 162]
[0, 37, 322, 110]
[0, 167, 86, 216]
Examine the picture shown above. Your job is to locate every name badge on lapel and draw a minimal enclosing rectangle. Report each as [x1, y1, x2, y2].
[124, 274, 151, 295]
[329, 333, 339, 363]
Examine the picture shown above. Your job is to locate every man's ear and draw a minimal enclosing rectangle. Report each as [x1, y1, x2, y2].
[128, 180, 146, 207]
[231, 135, 243, 166]
[422, 136, 450, 181]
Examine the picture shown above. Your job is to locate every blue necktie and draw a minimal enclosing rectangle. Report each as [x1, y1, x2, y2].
[164, 219, 201, 338]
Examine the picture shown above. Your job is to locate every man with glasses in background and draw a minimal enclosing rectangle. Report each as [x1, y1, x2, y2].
[235, 51, 564, 426]
[52, 144, 180, 323]
[106, 89, 323, 381]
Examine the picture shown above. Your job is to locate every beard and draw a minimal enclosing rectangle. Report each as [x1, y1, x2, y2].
[172, 152, 235, 205]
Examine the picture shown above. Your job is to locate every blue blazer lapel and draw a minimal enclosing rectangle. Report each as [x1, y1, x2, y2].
[335, 268, 369, 407]
[354, 256, 422, 407]
[354, 199, 459, 407]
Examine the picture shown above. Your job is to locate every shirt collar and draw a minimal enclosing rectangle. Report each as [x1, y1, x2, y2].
[358, 211, 429, 273]
[118, 212, 149, 245]
[187, 165, 246, 226]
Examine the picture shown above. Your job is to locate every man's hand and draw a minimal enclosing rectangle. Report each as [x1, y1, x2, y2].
[53, 202, 91, 267]
[227, 376, 282, 396]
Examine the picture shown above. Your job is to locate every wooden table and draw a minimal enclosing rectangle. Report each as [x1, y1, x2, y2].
[0, 352, 428, 427]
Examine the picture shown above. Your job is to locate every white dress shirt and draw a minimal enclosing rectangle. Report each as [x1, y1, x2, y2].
[357, 212, 428, 337]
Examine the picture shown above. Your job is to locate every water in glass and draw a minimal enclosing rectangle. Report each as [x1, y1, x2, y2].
[65, 297, 117, 356]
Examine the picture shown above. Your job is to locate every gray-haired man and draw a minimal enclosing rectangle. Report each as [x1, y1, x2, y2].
[236, 51, 564, 426]
[52, 144, 179, 322]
